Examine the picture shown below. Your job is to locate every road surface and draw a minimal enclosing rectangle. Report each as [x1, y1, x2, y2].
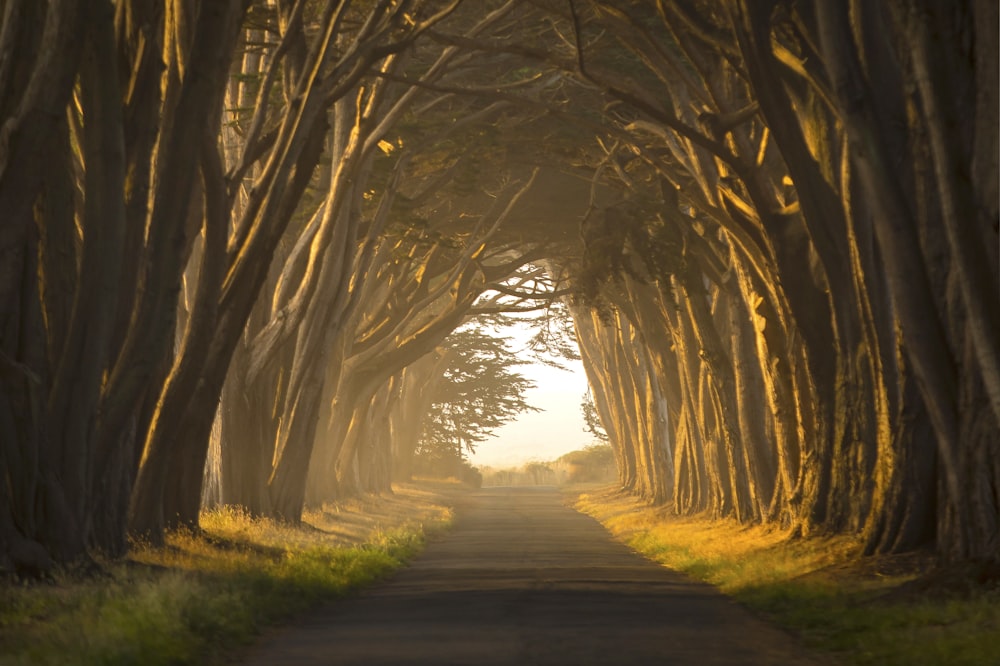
[242, 487, 825, 665]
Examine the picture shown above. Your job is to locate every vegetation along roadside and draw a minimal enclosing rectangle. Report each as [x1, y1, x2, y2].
[576, 486, 999, 666]
[0, 483, 456, 666]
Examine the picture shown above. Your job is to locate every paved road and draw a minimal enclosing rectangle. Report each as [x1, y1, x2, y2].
[242, 487, 824, 665]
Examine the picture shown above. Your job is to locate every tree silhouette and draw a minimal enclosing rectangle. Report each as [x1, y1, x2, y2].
[415, 325, 539, 477]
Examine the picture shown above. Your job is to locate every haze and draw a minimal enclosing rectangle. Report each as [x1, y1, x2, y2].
[469, 358, 591, 468]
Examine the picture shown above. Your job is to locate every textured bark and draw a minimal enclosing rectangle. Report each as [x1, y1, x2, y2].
[0, 0, 85, 244]
[728, 280, 776, 519]
[3, 0, 995, 571]
[127, 0, 249, 540]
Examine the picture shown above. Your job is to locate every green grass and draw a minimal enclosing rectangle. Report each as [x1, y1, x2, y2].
[0, 484, 455, 666]
[576, 486, 1000, 666]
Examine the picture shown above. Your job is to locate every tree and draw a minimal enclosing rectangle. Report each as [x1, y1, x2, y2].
[414, 325, 539, 477]
[559, 444, 615, 483]
[556, 0, 997, 558]
[1, 0, 249, 570]
[127, 0, 464, 540]
[2, 0, 994, 574]
[0, 0, 467, 566]
[419, 0, 997, 559]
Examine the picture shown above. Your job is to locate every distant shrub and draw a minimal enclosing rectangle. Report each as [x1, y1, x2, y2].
[558, 444, 615, 482]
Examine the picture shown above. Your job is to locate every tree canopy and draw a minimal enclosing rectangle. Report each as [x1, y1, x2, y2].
[0, 0, 996, 575]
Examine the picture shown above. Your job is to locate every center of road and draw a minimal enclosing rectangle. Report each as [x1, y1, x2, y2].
[242, 487, 823, 665]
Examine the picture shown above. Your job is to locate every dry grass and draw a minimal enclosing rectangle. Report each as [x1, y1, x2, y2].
[0, 482, 456, 666]
[575, 486, 860, 592]
[575, 485, 1000, 666]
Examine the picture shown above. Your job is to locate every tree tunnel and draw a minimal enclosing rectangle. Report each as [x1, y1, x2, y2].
[0, 0, 996, 576]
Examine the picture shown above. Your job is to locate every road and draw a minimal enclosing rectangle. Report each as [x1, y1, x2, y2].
[241, 487, 825, 665]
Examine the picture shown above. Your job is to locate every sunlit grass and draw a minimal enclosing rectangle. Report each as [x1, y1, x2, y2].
[576, 486, 999, 666]
[0, 483, 454, 666]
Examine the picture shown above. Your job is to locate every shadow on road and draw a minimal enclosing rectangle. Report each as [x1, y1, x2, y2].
[242, 487, 825, 665]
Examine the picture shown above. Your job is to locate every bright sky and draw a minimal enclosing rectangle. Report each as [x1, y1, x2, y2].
[467, 347, 594, 469]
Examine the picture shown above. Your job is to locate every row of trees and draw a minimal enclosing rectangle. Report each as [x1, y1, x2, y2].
[1, 0, 996, 573]
[550, 0, 998, 561]
[479, 444, 617, 486]
[0, 0, 575, 573]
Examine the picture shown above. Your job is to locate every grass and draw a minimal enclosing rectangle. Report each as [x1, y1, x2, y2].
[575, 485, 1000, 666]
[0, 483, 455, 666]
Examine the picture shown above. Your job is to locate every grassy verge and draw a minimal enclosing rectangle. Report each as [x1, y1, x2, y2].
[575, 486, 999, 666]
[0, 482, 457, 666]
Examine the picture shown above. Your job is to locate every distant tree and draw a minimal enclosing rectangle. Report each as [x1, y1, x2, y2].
[559, 444, 614, 467]
[523, 461, 554, 486]
[559, 444, 615, 483]
[414, 325, 539, 477]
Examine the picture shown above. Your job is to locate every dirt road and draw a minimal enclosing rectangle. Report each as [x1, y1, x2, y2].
[241, 487, 824, 665]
